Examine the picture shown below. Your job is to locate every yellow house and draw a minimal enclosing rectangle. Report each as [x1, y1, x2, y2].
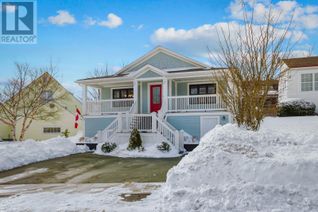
[0, 74, 83, 141]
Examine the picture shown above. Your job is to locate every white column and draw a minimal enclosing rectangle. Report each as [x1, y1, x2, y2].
[133, 80, 138, 113]
[162, 78, 168, 112]
[151, 112, 157, 133]
[82, 84, 87, 115]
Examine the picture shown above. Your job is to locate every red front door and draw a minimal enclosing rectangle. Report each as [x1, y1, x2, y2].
[150, 84, 162, 112]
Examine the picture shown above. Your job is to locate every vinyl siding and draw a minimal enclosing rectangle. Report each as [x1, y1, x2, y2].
[126, 52, 196, 74]
[176, 82, 188, 96]
[84, 117, 115, 137]
[101, 88, 111, 100]
[137, 70, 161, 78]
[166, 114, 230, 140]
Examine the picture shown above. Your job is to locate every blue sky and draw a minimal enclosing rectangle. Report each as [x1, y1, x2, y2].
[1, 0, 318, 97]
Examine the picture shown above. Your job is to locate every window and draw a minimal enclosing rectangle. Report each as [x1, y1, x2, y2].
[189, 84, 216, 104]
[43, 127, 61, 133]
[41, 90, 53, 102]
[189, 84, 216, 95]
[315, 73, 318, 91]
[301, 73, 315, 92]
[112, 88, 133, 99]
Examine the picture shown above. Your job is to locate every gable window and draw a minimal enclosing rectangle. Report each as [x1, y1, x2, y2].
[112, 88, 133, 99]
[41, 90, 53, 102]
[43, 127, 61, 133]
[189, 83, 216, 104]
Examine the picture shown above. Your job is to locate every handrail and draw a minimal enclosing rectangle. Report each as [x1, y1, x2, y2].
[167, 94, 226, 112]
[155, 114, 178, 147]
[167, 94, 217, 99]
[101, 117, 119, 141]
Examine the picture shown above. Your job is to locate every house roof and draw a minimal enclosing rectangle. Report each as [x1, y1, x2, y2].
[283, 56, 318, 68]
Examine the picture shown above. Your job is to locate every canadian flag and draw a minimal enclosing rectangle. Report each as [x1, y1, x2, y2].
[75, 108, 81, 129]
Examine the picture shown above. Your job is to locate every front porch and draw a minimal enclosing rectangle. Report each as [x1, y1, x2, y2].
[82, 78, 227, 116]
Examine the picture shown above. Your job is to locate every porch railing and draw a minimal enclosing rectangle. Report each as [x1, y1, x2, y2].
[86, 99, 134, 115]
[167, 95, 226, 112]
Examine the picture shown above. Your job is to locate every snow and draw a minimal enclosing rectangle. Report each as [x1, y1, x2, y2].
[0, 183, 162, 212]
[95, 139, 180, 158]
[279, 98, 316, 109]
[0, 136, 88, 171]
[161, 116, 318, 211]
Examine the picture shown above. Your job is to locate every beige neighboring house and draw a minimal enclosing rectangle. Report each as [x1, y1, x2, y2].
[0, 74, 83, 141]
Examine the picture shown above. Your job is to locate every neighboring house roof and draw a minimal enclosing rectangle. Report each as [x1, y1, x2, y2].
[283, 56, 318, 68]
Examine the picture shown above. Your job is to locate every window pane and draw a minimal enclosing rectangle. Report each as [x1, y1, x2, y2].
[121, 90, 127, 98]
[128, 89, 134, 98]
[301, 74, 313, 91]
[199, 86, 206, 94]
[315, 73, 318, 91]
[301, 73, 312, 82]
[113, 90, 120, 99]
[190, 87, 198, 95]
[152, 87, 160, 104]
[207, 84, 216, 94]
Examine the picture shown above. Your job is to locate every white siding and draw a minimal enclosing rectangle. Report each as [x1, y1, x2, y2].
[280, 67, 318, 112]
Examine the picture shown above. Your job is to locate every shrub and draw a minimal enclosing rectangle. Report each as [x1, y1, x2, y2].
[278, 99, 316, 117]
[61, 129, 70, 138]
[101, 142, 117, 153]
[127, 128, 144, 151]
[157, 142, 171, 152]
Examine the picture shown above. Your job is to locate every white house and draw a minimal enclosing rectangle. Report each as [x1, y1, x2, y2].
[279, 56, 318, 112]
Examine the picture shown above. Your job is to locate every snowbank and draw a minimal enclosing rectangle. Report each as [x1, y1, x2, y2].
[161, 123, 318, 211]
[0, 137, 88, 171]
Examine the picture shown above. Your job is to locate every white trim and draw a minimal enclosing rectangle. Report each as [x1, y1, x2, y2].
[116, 46, 209, 75]
[169, 80, 172, 96]
[200, 116, 220, 137]
[140, 81, 143, 113]
[130, 64, 167, 78]
[175, 81, 177, 96]
[165, 111, 231, 117]
[147, 82, 163, 113]
[137, 77, 164, 82]
[84, 115, 118, 118]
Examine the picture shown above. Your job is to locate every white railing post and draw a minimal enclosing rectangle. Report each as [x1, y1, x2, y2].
[133, 80, 138, 113]
[82, 84, 87, 115]
[175, 130, 180, 152]
[118, 113, 123, 132]
[162, 78, 168, 113]
[151, 112, 157, 133]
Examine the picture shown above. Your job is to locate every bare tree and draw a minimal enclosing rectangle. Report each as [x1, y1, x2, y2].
[0, 63, 67, 141]
[211, 1, 297, 130]
[87, 64, 109, 100]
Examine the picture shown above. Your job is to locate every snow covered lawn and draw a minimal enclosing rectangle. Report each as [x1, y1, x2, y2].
[0, 183, 162, 212]
[0, 135, 88, 171]
[161, 116, 318, 211]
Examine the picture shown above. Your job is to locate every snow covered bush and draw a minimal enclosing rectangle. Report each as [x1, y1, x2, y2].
[161, 124, 318, 211]
[127, 128, 144, 151]
[157, 142, 171, 152]
[278, 99, 316, 116]
[101, 142, 117, 153]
